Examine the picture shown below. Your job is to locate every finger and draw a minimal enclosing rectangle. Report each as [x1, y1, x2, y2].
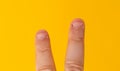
[65, 18, 85, 71]
[35, 30, 56, 71]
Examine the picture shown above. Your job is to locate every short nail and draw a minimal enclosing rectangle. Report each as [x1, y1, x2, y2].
[72, 22, 83, 28]
[72, 18, 84, 28]
[36, 30, 48, 40]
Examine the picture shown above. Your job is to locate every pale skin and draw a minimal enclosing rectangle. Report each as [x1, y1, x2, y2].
[35, 18, 85, 71]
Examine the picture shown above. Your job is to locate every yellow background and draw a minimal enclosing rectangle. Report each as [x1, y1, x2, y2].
[0, 0, 120, 71]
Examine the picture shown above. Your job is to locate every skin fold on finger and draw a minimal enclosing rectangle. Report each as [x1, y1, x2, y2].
[35, 30, 56, 71]
[65, 18, 85, 71]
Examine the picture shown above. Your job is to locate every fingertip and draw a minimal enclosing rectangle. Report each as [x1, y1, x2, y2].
[72, 18, 84, 24]
[69, 18, 85, 41]
[71, 18, 85, 30]
[36, 30, 49, 40]
[36, 29, 48, 36]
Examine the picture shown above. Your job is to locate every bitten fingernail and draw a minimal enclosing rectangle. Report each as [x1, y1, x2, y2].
[36, 30, 48, 40]
[72, 18, 84, 29]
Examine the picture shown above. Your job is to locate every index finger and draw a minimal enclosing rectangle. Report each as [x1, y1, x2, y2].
[65, 18, 85, 71]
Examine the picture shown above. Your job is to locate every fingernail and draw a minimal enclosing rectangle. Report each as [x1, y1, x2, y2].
[36, 30, 48, 40]
[72, 18, 84, 28]
[72, 22, 83, 28]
